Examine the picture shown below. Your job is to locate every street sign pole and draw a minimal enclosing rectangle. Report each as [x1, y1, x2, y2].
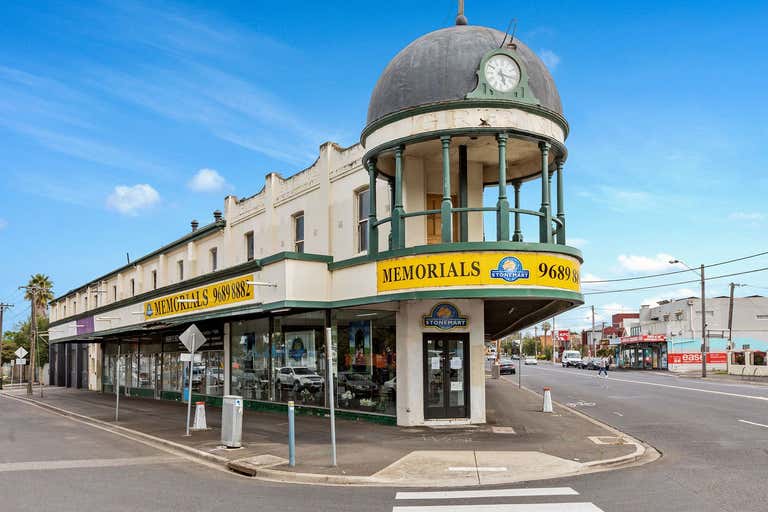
[325, 327, 337, 466]
[185, 334, 195, 437]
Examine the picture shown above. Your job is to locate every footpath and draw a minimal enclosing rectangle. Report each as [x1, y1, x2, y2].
[1, 380, 656, 487]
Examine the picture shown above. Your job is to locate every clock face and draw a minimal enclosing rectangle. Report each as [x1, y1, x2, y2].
[484, 54, 520, 92]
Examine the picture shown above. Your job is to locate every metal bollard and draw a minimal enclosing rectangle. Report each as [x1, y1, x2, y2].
[288, 400, 296, 467]
[542, 386, 553, 413]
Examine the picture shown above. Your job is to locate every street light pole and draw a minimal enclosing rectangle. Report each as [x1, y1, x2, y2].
[700, 264, 707, 378]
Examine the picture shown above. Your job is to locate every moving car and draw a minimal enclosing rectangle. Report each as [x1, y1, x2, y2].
[561, 350, 583, 368]
[524, 356, 537, 365]
[498, 358, 516, 374]
[276, 367, 325, 391]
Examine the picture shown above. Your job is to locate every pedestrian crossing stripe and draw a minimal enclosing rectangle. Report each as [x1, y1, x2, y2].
[395, 488, 579, 500]
[393, 505, 604, 511]
[392, 487, 605, 512]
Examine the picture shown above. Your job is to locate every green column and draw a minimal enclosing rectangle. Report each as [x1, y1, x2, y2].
[496, 134, 510, 241]
[366, 158, 378, 256]
[440, 136, 453, 243]
[512, 181, 522, 242]
[556, 159, 566, 244]
[538, 141, 552, 243]
[392, 145, 405, 249]
[458, 145, 468, 242]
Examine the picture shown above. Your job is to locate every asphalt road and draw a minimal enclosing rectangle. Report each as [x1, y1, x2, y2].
[2, 367, 767, 512]
[512, 363, 768, 512]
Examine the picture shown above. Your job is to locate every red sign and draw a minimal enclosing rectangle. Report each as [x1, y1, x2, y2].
[556, 330, 570, 342]
[668, 352, 727, 365]
[621, 334, 667, 344]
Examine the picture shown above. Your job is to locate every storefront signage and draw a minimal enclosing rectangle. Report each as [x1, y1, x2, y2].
[668, 352, 727, 364]
[556, 330, 570, 342]
[621, 334, 667, 344]
[377, 252, 580, 293]
[144, 275, 254, 320]
[423, 303, 468, 330]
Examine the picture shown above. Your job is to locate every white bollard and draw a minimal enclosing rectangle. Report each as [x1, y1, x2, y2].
[542, 387, 553, 413]
[192, 401, 208, 430]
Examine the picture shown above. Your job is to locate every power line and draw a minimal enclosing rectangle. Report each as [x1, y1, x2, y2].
[582, 250, 768, 284]
[584, 266, 768, 296]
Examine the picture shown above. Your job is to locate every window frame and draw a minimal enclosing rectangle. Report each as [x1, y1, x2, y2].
[177, 260, 184, 281]
[151, 270, 158, 290]
[245, 231, 255, 261]
[356, 187, 370, 254]
[130, 279, 135, 297]
[293, 212, 305, 253]
[210, 247, 218, 272]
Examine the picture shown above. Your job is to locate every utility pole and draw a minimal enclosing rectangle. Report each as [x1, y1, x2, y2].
[534, 326, 538, 357]
[591, 305, 596, 357]
[28, 288, 37, 395]
[0, 303, 14, 390]
[700, 264, 706, 378]
[551, 315, 556, 362]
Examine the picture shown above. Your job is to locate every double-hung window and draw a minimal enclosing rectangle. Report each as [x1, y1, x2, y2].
[293, 212, 304, 253]
[357, 188, 370, 253]
[178, 260, 184, 281]
[245, 232, 255, 261]
[210, 247, 218, 271]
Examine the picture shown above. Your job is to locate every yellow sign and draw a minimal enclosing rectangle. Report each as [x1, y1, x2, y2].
[143, 274, 254, 320]
[377, 252, 580, 293]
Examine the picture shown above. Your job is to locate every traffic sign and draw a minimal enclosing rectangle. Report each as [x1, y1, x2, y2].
[179, 353, 202, 362]
[14, 347, 28, 359]
[15, 358, 26, 365]
[179, 324, 206, 353]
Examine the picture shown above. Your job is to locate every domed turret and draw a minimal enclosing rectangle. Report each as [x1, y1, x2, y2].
[366, 25, 562, 128]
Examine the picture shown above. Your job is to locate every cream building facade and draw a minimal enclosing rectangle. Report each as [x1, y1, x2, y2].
[49, 18, 583, 426]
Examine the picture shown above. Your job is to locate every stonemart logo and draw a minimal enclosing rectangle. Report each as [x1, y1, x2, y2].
[423, 303, 468, 330]
[490, 256, 530, 282]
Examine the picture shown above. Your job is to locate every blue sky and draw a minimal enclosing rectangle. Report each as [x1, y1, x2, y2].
[1, 0, 767, 331]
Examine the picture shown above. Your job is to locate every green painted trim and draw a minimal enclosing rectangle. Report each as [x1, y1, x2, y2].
[259, 251, 333, 266]
[129, 388, 155, 398]
[51, 252, 331, 329]
[51, 220, 226, 303]
[242, 399, 396, 425]
[361, 99, 569, 144]
[328, 255, 370, 271]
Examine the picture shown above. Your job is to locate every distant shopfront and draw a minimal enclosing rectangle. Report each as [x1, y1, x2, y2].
[619, 335, 668, 370]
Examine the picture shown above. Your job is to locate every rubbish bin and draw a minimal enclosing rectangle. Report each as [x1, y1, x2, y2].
[221, 395, 243, 448]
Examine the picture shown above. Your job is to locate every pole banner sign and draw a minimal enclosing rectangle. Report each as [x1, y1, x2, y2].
[377, 252, 580, 293]
[144, 274, 254, 320]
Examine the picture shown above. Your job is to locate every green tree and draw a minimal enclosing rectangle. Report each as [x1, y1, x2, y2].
[1, 317, 49, 367]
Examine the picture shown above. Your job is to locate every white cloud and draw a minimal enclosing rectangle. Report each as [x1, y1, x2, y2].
[728, 211, 764, 221]
[617, 253, 678, 273]
[106, 184, 160, 215]
[540, 49, 561, 71]
[0, 218, 7, 230]
[188, 168, 228, 192]
[641, 288, 698, 307]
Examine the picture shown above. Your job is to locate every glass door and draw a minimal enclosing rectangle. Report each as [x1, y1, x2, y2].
[423, 333, 469, 419]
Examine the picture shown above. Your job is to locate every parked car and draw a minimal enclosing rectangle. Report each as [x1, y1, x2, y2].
[499, 358, 516, 374]
[524, 356, 537, 365]
[276, 367, 324, 391]
[561, 350, 583, 368]
[579, 357, 600, 370]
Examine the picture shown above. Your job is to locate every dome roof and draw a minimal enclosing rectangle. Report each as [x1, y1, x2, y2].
[366, 25, 562, 126]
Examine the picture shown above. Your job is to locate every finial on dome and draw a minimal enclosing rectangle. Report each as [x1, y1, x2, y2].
[456, 0, 468, 25]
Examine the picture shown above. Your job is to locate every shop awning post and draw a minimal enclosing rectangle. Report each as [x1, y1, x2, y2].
[325, 327, 337, 467]
[115, 343, 121, 422]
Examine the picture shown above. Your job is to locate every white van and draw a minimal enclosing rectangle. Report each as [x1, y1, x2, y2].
[562, 350, 583, 368]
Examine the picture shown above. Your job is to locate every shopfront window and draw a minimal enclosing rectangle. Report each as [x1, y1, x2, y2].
[231, 318, 271, 400]
[102, 344, 117, 393]
[333, 310, 396, 415]
[162, 352, 182, 393]
[273, 311, 326, 406]
[138, 342, 161, 390]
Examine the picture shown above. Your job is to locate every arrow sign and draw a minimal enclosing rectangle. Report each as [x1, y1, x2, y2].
[179, 324, 207, 353]
[15, 347, 28, 359]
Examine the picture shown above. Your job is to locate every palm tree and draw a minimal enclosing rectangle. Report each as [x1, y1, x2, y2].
[541, 321, 551, 349]
[24, 274, 54, 318]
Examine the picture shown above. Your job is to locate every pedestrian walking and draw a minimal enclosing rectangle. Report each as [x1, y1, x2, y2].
[597, 356, 608, 377]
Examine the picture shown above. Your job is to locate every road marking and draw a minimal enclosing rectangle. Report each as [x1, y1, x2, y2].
[613, 412, 624, 417]
[393, 504, 603, 511]
[491, 426, 517, 434]
[396, 488, 579, 500]
[566, 401, 595, 407]
[738, 419, 768, 429]
[525, 366, 768, 402]
[0, 456, 178, 473]
[448, 466, 507, 472]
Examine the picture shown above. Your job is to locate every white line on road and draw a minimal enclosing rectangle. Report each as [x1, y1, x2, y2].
[448, 466, 508, 472]
[738, 419, 768, 429]
[613, 412, 624, 417]
[395, 488, 579, 500]
[393, 504, 604, 512]
[0, 456, 178, 473]
[525, 366, 768, 402]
